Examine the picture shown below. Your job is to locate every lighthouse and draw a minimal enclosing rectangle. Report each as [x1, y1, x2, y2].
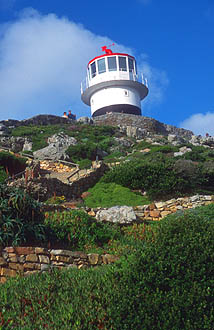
[81, 45, 149, 117]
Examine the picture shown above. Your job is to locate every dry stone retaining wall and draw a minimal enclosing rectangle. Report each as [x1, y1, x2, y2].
[86, 195, 214, 222]
[0, 247, 119, 284]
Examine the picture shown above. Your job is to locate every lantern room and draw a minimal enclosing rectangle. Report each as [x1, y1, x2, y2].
[81, 46, 148, 117]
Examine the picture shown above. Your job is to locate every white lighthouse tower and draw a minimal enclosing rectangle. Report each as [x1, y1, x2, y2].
[81, 45, 148, 117]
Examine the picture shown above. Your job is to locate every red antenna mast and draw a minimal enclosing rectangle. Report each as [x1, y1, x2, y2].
[101, 43, 115, 54]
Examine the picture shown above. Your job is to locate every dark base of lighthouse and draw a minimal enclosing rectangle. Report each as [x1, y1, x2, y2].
[92, 104, 141, 117]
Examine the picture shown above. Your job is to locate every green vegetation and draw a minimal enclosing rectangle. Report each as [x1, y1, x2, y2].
[1, 204, 214, 329]
[66, 142, 97, 162]
[0, 184, 45, 247]
[83, 182, 150, 207]
[44, 195, 66, 205]
[11, 124, 117, 153]
[11, 125, 62, 151]
[0, 166, 7, 183]
[101, 160, 189, 200]
[44, 209, 120, 251]
[77, 158, 92, 169]
[0, 151, 26, 175]
[103, 151, 126, 163]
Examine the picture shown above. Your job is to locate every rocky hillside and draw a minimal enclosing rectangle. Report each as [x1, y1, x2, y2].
[0, 113, 214, 203]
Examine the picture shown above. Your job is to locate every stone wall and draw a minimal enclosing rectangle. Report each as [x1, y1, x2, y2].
[8, 162, 109, 201]
[0, 247, 119, 284]
[85, 195, 214, 223]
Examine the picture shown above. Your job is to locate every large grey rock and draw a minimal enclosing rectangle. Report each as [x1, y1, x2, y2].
[22, 139, 33, 151]
[77, 117, 93, 124]
[168, 134, 186, 146]
[47, 132, 77, 147]
[0, 136, 26, 152]
[174, 146, 192, 157]
[96, 206, 136, 224]
[114, 137, 133, 148]
[33, 133, 77, 160]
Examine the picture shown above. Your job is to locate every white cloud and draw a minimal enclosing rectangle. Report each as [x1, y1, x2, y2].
[138, 60, 169, 110]
[179, 112, 214, 136]
[0, 8, 167, 120]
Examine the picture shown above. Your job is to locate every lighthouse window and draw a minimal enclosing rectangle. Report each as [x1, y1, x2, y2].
[119, 56, 127, 71]
[97, 58, 106, 74]
[107, 56, 117, 71]
[128, 58, 134, 72]
[91, 62, 96, 78]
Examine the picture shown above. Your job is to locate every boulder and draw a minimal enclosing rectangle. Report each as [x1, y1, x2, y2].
[22, 139, 33, 152]
[96, 206, 136, 224]
[113, 137, 133, 148]
[77, 117, 93, 124]
[33, 133, 77, 160]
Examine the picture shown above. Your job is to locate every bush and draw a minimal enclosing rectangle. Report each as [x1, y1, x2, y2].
[101, 160, 188, 199]
[103, 151, 126, 163]
[45, 195, 66, 205]
[44, 209, 120, 250]
[83, 182, 150, 207]
[0, 166, 7, 183]
[0, 151, 27, 175]
[77, 158, 92, 169]
[1, 205, 214, 329]
[66, 142, 97, 162]
[0, 184, 45, 247]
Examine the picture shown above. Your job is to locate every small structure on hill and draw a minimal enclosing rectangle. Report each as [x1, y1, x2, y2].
[81, 45, 149, 117]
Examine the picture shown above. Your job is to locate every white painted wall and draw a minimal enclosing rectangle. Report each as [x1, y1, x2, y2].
[90, 86, 141, 115]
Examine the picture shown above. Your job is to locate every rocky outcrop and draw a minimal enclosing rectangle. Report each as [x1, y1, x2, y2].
[96, 206, 136, 224]
[77, 116, 93, 124]
[0, 136, 27, 152]
[93, 113, 194, 139]
[0, 114, 75, 128]
[0, 247, 119, 284]
[33, 133, 77, 160]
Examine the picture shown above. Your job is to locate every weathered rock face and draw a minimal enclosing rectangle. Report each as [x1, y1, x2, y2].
[94, 113, 194, 139]
[22, 140, 33, 151]
[96, 206, 136, 224]
[174, 146, 192, 157]
[0, 114, 74, 128]
[77, 117, 93, 124]
[33, 133, 77, 160]
[0, 136, 27, 152]
[113, 137, 133, 148]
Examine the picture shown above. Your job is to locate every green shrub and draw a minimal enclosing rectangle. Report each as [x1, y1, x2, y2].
[183, 150, 206, 161]
[0, 184, 45, 247]
[101, 160, 189, 199]
[97, 137, 114, 152]
[0, 151, 27, 175]
[11, 125, 64, 151]
[77, 158, 92, 169]
[83, 182, 150, 207]
[44, 209, 120, 250]
[1, 205, 214, 329]
[45, 195, 66, 205]
[150, 144, 179, 153]
[104, 151, 126, 163]
[0, 166, 7, 183]
[66, 142, 97, 162]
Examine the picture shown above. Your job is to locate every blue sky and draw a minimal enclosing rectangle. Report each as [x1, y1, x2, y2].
[0, 0, 213, 135]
